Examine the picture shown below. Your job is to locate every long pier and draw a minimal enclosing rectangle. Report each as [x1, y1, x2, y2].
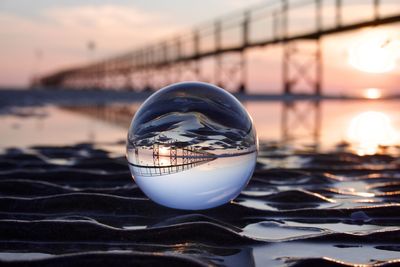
[36, 0, 400, 95]
[129, 140, 216, 177]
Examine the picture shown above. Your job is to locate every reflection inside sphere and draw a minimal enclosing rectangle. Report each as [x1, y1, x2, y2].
[126, 82, 258, 210]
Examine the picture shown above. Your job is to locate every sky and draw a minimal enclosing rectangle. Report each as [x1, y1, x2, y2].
[0, 0, 399, 96]
[0, 0, 262, 87]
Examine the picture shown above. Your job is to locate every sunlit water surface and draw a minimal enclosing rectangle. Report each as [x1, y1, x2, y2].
[1, 99, 399, 156]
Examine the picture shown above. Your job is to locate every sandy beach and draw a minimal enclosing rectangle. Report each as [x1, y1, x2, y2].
[0, 139, 400, 266]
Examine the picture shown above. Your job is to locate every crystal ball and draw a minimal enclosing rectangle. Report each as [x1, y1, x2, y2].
[126, 82, 258, 210]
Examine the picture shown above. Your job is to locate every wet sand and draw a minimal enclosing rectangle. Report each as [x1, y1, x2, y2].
[0, 142, 399, 266]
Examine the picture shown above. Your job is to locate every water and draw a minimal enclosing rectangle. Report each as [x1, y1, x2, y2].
[246, 99, 400, 155]
[1, 99, 399, 156]
[126, 82, 258, 210]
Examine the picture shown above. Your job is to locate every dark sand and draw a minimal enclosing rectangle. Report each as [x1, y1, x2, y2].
[0, 142, 399, 266]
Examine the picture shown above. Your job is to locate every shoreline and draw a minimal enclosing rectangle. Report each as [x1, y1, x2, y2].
[1, 88, 399, 108]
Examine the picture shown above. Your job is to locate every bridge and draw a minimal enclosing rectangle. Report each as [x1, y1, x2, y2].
[129, 139, 216, 177]
[36, 0, 400, 95]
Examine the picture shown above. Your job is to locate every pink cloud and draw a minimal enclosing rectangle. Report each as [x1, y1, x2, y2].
[0, 4, 180, 87]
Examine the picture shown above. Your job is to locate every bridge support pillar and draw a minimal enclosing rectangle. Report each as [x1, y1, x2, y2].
[282, 38, 322, 96]
[124, 70, 133, 91]
[214, 51, 247, 93]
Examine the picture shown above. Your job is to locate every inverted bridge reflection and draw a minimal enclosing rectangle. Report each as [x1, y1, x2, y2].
[129, 140, 216, 177]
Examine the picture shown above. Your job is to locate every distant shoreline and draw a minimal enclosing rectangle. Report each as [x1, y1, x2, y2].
[0, 88, 399, 108]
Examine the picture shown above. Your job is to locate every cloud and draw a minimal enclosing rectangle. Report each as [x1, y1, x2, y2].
[217, 0, 263, 10]
[43, 5, 173, 37]
[0, 4, 180, 86]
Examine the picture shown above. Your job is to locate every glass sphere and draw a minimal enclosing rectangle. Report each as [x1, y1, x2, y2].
[126, 82, 258, 210]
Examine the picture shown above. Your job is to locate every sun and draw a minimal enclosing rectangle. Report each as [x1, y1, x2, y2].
[348, 30, 399, 73]
[363, 88, 382, 99]
[159, 146, 169, 156]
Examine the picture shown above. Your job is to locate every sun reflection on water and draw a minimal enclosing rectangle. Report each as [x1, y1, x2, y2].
[347, 111, 399, 155]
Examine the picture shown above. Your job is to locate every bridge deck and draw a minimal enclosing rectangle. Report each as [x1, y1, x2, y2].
[149, 14, 400, 69]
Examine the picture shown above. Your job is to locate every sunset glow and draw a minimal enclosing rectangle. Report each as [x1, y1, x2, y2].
[363, 88, 382, 99]
[348, 30, 399, 74]
[159, 146, 169, 156]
